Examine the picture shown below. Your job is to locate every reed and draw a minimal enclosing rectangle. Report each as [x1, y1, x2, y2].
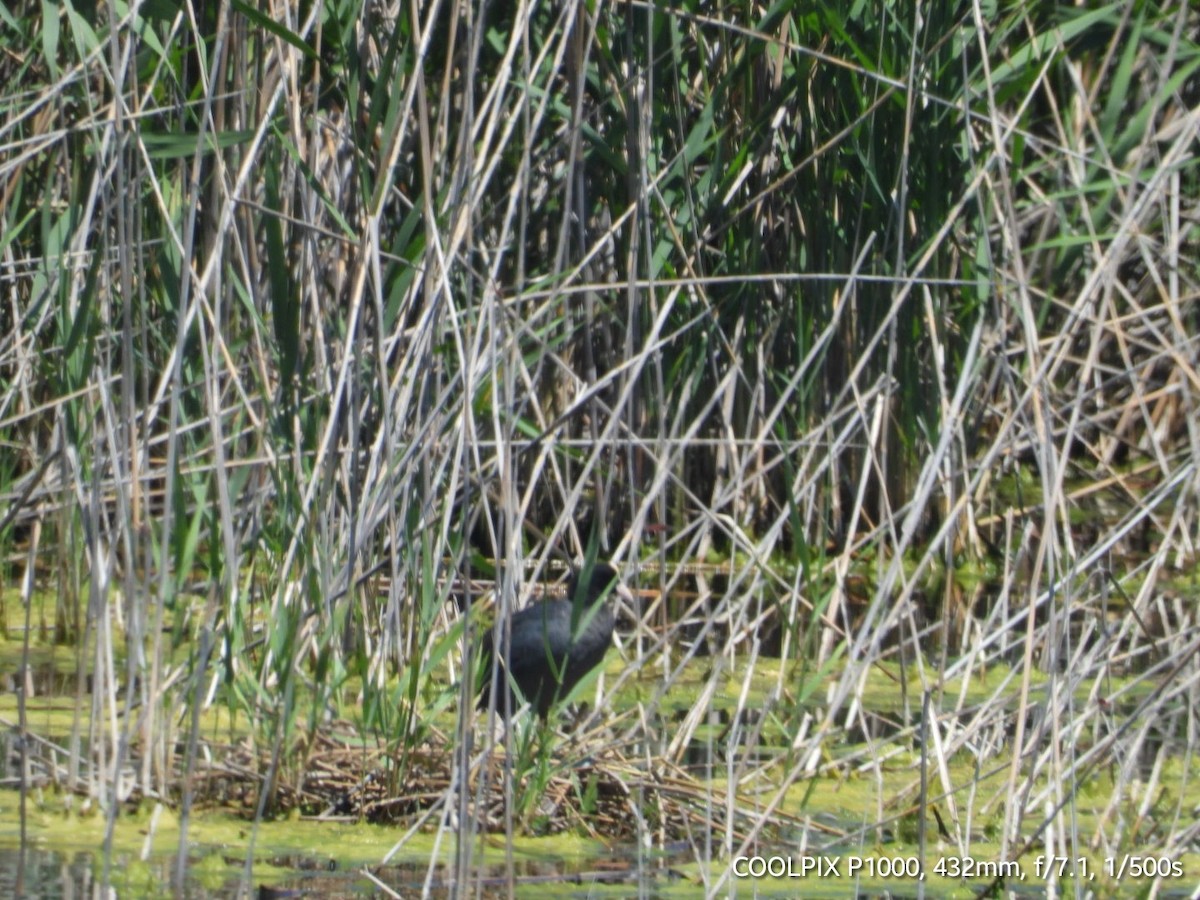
[0, 0, 1197, 892]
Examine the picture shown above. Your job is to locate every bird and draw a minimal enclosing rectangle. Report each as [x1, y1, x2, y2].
[478, 562, 632, 720]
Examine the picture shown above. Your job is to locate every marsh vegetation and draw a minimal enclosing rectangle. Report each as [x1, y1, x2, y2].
[1, 0, 1198, 895]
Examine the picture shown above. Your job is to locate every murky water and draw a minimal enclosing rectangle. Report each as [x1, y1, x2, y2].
[0, 841, 704, 898]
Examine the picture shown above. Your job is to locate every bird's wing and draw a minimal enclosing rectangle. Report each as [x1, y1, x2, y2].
[504, 601, 574, 675]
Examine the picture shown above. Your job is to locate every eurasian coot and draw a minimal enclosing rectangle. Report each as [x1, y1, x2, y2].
[478, 562, 632, 719]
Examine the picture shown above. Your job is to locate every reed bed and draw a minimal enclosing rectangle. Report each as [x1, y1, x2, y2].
[1, 0, 1198, 894]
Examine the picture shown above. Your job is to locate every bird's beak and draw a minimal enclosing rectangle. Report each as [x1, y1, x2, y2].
[615, 583, 635, 606]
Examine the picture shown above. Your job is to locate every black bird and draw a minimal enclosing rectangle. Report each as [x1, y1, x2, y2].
[478, 562, 632, 720]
